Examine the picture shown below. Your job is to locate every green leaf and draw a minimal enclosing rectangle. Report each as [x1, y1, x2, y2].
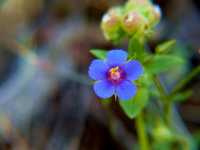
[90, 49, 107, 59]
[145, 54, 185, 74]
[119, 88, 149, 119]
[156, 40, 176, 54]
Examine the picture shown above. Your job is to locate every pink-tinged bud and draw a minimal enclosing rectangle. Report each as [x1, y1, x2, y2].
[101, 8, 121, 32]
[145, 5, 161, 26]
[122, 12, 145, 34]
[101, 8, 123, 41]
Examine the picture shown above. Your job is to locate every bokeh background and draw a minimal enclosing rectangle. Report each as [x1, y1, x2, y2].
[0, 0, 199, 149]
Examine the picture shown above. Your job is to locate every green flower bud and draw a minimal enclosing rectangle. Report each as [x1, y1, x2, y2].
[145, 5, 161, 26]
[122, 11, 146, 35]
[125, 0, 149, 13]
[101, 10, 120, 32]
[101, 7, 123, 41]
[100, 0, 162, 41]
[132, 0, 148, 5]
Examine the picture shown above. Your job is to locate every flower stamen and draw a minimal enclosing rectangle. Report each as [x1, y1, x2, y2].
[110, 66, 120, 79]
[107, 66, 125, 84]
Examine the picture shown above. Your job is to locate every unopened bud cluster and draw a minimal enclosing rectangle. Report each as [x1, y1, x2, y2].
[101, 0, 161, 42]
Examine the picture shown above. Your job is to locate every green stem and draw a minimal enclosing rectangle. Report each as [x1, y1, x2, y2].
[171, 66, 200, 94]
[136, 111, 150, 150]
[177, 136, 190, 150]
[153, 76, 168, 102]
[153, 76, 193, 149]
[153, 76, 172, 126]
[165, 102, 172, 127]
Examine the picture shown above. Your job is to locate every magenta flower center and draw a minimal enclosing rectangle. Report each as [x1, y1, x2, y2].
[107, 66, 126, 84]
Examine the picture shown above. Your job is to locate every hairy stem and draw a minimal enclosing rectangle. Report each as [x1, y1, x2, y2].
[153, 76, 172, 126]
[153, 76, 195, 149]
[136, 111, 150, 150]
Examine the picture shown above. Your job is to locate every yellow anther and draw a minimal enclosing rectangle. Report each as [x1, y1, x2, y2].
[109, 66, 121, 80]
[110, 66, 119, 74]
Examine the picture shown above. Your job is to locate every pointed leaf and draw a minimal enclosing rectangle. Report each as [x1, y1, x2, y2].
[171, 90, 192, 102]
[156, 40, 176, 54]
[90, 49, 107, 59]
[145, 54, 185, 74]
[119, 88, 149, 119]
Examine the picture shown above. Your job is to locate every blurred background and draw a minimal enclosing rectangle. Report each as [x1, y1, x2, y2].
[0, 0, 199, 149]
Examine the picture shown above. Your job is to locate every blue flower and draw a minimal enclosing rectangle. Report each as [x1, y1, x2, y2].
[88, 50, 143, 100]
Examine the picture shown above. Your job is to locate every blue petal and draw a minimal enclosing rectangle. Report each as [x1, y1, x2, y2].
[93, 80, 115, 99]
[116, 80, 137, 100]
[88, 59, 109, 80]
[123, 60, 143, 80]
[106, 50, 128, 66]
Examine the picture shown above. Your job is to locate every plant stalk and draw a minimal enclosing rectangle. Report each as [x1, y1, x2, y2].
[135, 111, 150, 150]
[153, 76, 172, 126]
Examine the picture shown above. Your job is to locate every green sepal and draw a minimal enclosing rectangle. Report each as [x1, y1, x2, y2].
[90, 49, 107, 59]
